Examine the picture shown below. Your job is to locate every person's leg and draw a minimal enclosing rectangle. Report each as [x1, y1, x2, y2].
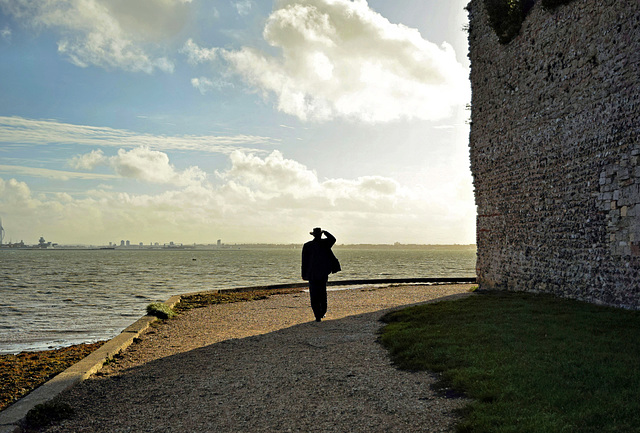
[318, 277, 327, 319]
[309, 278, 327, 321]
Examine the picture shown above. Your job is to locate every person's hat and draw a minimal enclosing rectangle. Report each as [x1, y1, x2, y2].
[310, 227, 322, 236]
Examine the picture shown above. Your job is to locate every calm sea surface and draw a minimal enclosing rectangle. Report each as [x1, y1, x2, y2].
[0, 246, 476, 354]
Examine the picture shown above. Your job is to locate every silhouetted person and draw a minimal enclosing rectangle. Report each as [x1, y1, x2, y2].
[301, 228, 340, 322]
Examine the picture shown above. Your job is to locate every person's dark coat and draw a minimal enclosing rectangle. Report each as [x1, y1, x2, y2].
[301, 232, 340, 281]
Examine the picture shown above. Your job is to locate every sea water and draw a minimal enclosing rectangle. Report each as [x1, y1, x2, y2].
[0, 246, 476, 354]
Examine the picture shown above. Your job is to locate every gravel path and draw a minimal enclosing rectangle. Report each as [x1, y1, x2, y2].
[43, 284, 472, 433]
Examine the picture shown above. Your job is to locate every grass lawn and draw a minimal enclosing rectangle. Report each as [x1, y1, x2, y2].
[379, 290, 640, 433]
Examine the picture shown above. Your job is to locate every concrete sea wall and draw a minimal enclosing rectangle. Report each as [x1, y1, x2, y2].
[468, 0, 640, 307]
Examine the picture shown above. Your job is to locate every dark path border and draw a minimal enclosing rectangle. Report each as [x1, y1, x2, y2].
[210, 277, 477, 294]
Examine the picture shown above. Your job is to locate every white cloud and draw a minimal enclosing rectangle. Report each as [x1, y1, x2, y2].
[182, 39, 235, 94]
[220, 150, 318, 195]
[69, 149, 108, 170]
[234, 0, 253, 16]
[217, 150, 422, 217]
[0, 0, 190, 72]
[1, 26, 10, 41]
[111, 147, 206, 186]
[0, 116, 276, 153]
[182, 38, 218, 65]
[103, 0, 190, 41]
[190, 77, 215, 94]
[69, 147, 206, 187]
[0, 178, 38, 209]
[190, 76, 233, 94]
[189, 0, 470, 122]
[0, 150, 476, 244]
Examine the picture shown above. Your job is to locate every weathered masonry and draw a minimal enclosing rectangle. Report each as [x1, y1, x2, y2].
[468, 0, 640, 308]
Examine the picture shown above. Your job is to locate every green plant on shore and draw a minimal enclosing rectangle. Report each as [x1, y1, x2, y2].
[379, 291, 640, 432]
[146, 303, 176, 320]
[23, 400, 74, 430]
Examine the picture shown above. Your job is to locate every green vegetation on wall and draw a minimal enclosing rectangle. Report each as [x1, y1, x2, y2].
[482, 0, 576, 44]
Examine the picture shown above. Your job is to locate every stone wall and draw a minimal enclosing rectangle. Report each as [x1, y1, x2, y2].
[467, 0, 640, 308]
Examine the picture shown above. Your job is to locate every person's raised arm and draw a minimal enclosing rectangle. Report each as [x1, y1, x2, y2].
[322, 230, 336, 247]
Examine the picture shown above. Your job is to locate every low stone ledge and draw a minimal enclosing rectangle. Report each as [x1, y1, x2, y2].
[66, 332, 138, 378]
[122, 315, 157, 334]
[164, 295, 182, 309]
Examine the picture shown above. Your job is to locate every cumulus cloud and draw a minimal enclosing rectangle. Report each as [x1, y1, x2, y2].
[69, 149, 108, 170]
[0, 0, 190, 72]
[111, 147, 206, 186]
[185, 0, 470, 122]
[0, 178, 37, 208]
[221, 150, 318, 195]
[0, 116, 276, 153]
[70, 146, 206, 187]
[218, 150, 408, 213]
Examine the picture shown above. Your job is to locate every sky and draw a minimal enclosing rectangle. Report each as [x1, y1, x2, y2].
[0, 0, 474, 246]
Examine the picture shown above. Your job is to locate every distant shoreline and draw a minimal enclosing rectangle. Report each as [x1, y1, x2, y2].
[0, 243, 477, 251]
